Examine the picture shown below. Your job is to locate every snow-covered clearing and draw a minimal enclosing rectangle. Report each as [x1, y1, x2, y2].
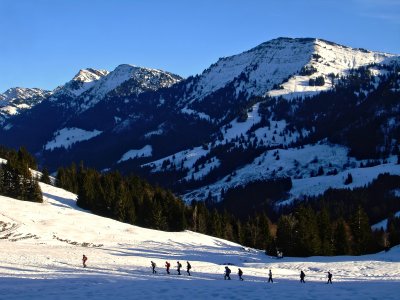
[44, 127, 102, 150]
[0, 183, 399, 299]
[118, 145, 153, 163]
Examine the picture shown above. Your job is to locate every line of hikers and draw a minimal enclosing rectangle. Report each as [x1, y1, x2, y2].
[82, 254, 332, 284]
[151, 260, 191, 276]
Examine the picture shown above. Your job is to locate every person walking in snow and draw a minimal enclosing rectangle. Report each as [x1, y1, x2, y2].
[186, 261, 192, 276]
[268, 269, 273, 283]
[82, 254, 87, 268]
[238, 268, 244, 281]
[300, 270, 306, 283]
[224, 266, 231, 280]
[177, 261, 182, 275]
[151, 261, 157, 274]
[165, 261, 171, 274]
[327, 271, 332, 284]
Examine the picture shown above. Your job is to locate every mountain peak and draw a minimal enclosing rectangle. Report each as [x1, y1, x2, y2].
[0, 87, 51, 123]
[72, 68, 109, 83]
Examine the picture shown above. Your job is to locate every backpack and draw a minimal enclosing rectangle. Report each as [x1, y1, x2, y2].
[187, 263, 191, 269]
[179, 262, 182, 268]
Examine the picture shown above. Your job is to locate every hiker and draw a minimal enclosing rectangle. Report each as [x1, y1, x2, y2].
[327, 271, 332, 284]
[300, 270, 306, 283]
[177, 261, 182, 275]
[186, 261, 192, 276]
[268, 269, 273, 283]
[238, 268, 244, 281]
[82, 254, 87, 268]
[151, 261, 157, 274]
[165, 261, 171, 274]
[224, 266, 231, 280]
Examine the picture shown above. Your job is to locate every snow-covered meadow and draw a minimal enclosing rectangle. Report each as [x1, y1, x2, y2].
[1, 183, 399, 299]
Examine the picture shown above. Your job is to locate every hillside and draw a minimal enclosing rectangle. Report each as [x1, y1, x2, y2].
[1, 182, 400, 299]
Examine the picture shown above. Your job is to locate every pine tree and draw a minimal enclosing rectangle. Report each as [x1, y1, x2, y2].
[40, 167, 51, 184]
[293, 206, 321, 256]
[276, 214, 297, 256]
[208, 209, 222, 237]
[26, 177, 43, 203]
[350, 206, 372, 255]
[151, 200, 168, 230]
[334, 218, 351, 255]
[318, 208, 334, 255]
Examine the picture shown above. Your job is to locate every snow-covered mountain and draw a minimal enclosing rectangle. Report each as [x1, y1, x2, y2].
[0, 64, 182, 153]
[176, 38, 394, 121]
[0, 37, 399, 207]
[0, 87, 51, 124]
[1, 182, 400, 299]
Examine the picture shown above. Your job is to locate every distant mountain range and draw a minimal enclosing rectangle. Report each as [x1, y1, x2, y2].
[1, 37, 399, 204]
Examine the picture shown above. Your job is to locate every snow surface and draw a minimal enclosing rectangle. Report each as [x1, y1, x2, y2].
[0, 182, 400, 299]
[118, 145, 153, 163]
[44, 127, 102, 150]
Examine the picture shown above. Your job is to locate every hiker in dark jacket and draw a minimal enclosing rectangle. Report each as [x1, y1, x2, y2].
[327, 271, 332, 284]
[224, 266, 231, 280]
[151, 261, 157, 274]
[268, 269, 273, 283]
[300, 270, 306, 283]
[177, 261, 182, 275]
[82, 255, 87, 268]
[165, 261, 170, 274]
[238, 268, 244, 281]
[186, 261, 192, 276]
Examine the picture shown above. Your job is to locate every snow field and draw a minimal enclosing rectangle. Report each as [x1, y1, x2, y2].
[1, 183, 400, 299]
[44, 127, 102, 150]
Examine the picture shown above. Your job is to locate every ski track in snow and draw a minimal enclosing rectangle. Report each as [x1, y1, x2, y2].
[0, 182, 400, 299]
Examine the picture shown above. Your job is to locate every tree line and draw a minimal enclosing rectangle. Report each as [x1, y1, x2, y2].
[0, 146, 42, 202]
[56, 162, 400, 257]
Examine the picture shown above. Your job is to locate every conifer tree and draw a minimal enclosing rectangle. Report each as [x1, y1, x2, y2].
[294, 206, 321, 256]
[334, 218, 351, 255]
[350, 206, 372, 255]
[276, 214, 297, 256]
[318, 208, 334, 255]
[40, 168, 51, 184]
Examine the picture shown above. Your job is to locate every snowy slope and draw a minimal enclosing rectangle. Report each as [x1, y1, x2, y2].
[0, 183, 399, 299]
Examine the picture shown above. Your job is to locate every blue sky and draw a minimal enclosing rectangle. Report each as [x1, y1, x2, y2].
[0, 0, 399, 92]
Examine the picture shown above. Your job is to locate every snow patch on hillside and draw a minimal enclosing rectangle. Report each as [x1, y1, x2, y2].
[372, 211, 400, 231]
[144, 146, 211, 172]
[285, 159, 400, 204]
[118, 145, 153, 163]
[45, 128, 102, 150]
